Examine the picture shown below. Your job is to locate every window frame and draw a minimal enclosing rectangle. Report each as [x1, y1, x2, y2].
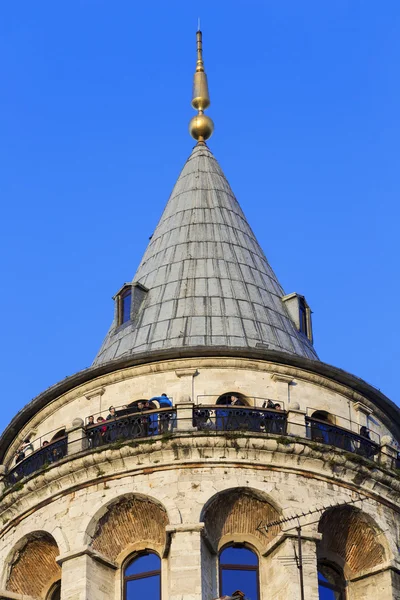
[46, 581, 61, 600]
[218, 543, 260, 600]
[123, 550, 161, 600]
[119, 287, 132, 326]
[317, 562, 346, 600]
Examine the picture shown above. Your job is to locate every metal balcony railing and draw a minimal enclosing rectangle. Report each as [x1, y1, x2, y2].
[3, 405, 390, 489]
[6, 437, 68, 485]
[305, 417, 379, 459]
[86, 407, 177, 448]
[193, 405, 287, 434]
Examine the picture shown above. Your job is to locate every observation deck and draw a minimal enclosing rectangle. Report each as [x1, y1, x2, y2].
[3, 401, 395, 490]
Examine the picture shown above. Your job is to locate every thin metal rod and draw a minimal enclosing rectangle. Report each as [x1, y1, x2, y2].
[297, 526, 305, 600]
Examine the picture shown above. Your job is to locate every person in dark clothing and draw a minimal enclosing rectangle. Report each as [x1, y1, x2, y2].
[358, 426, 376, 458]
[86, 415, 95, 447]
[106, 406, 117, 420]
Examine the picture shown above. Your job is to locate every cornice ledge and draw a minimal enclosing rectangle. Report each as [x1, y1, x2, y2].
[262, 531, 322, 558]
[85, 386, 106, 400]
[348, 559, 400, 582]
[0, 592, 38, 600]
[166, 522, 205, 533]
[56, 545, 117, 569]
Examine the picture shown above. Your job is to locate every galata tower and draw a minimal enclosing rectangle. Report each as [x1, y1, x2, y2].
[0, 30, 399, 600]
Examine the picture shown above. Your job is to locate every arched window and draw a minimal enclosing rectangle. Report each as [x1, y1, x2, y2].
[216, 392, 247, 406]
[318, 563, 345, 599]
[50, 429, 66, 442]
[124, 551, 161, 599]
[309, 411, 333, 444]
[219, 545, 259, 600]
[47, 581, 61, 600]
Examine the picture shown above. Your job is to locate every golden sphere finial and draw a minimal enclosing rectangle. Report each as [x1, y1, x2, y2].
[190, 29, 213, 143]
[189, 112, 214, 142]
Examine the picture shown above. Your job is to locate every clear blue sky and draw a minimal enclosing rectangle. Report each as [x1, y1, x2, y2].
[1, 1, 399, 435]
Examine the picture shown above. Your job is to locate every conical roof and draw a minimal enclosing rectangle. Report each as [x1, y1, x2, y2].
[93, 144, 318, 365]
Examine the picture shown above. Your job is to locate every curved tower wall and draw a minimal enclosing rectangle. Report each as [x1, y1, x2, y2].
[0, 354, 399, 600]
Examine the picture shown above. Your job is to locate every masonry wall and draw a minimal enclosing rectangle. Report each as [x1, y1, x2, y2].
[0, 357, 399, 599]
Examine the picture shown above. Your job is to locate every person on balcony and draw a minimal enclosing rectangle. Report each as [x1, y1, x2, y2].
[358, 426, 376, 459]
[150, 393, 174, 433]
[106, 406, 117, 420]
[216, 396, 232, 431]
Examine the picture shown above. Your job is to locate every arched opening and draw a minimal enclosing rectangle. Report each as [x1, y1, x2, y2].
[202, 487, 281, 550]
[216, 392, 249, 406]
[124, 551, 161, 600]
[318, 563, 345, 599]
[318, 505, 387, 577]
[219, 544, 259, 600]
[311, 411, 334, 424]
[50, 429, 66, 442]
[309, 411, 335, 444]
[90, 495, 169, 562]
[7, 532, 61, 598]
[201, 488, 280, 600]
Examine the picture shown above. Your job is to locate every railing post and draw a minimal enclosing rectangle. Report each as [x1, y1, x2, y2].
[286, 403, 307, 438]
[0, 464, 7, 494]
[175, 395, 196, 432]
[379, 435, 398, 469]
[66, 418, 88, 455]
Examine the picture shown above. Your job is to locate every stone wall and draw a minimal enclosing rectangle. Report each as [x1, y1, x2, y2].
[0, 357, 399, 599]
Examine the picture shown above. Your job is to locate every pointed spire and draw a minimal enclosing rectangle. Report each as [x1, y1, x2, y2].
[189, 28, 214, 143]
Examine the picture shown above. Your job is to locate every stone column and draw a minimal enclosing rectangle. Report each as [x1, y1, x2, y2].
[286, 405, 307, 438]
[379, 436, 398, 469]
[66, 419, 88, 456]
[166, 523, 204, 600]
[271, 374, 295, 411]
[353, 402, 373, 430]
[175, 397, 196, 432]
[57, 547, 116, 600]
[263, 532, 320, 600]
[175, 368, 199, 404]
[85, 386, 105, 416]
[347, 565, 400, 599]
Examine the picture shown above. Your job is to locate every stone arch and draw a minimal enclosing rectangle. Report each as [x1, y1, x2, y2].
[201, 487, 281, 551]
[50, 428, 66, 442]
[311, 410, 335, 424]
[318, 505, 388, 577]
[216, 392, 251, 406]
[5, 531, 61, 599]
[88, 493, 169, 562]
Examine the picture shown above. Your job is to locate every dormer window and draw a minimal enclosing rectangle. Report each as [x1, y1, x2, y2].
[282, 293, 313, 344]
[299, 297, 308, 336]
[113, 282, 149, 329]
[113, 284, 132, 327]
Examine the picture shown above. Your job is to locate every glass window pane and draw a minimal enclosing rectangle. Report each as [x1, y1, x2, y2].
[220, 546, 258, 566]
[221, 568, 258, 600]
[126, 574, 160, 599]
[318, 584, 340, 600]
[122, 292, 131, 323]
[125, 553, 160, 576]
